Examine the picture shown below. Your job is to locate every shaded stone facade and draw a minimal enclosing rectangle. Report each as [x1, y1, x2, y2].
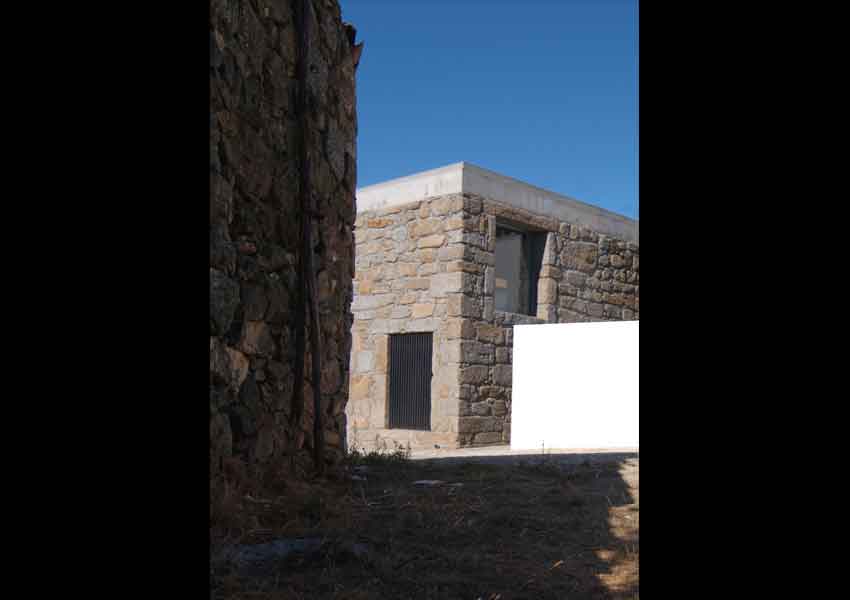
[211, 0, 358, 479]
[348, 164, 638, 450]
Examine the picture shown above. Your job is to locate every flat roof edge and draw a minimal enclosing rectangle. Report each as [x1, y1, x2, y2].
[356, 162, 465, 194]
[356, 162, 638, 243]
[356, 162, 465, 213]
[460, 162, 635, 226]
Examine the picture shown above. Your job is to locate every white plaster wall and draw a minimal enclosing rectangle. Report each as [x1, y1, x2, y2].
[511, 321, 639, 450]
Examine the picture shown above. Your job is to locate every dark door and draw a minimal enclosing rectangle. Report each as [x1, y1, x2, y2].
[388, 332, 433, 430]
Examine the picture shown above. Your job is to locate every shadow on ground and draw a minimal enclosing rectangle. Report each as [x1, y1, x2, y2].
[211, 450, 639, 600]
[414, 450, 637, 467]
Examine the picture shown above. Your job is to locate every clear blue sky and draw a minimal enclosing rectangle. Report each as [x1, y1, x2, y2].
[340, 0, 638, 219]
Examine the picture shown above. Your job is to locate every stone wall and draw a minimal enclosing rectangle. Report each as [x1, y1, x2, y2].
[348, 192, 639, 449]
[456, 194, 639, 445]
[210, 0, 358, 479]
[347, 194, 473, 450]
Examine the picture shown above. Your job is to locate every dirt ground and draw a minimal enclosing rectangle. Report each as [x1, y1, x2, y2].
[211, 450, 639, 599]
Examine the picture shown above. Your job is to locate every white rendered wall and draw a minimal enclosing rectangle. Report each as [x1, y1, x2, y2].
[511, 321, 639, 450]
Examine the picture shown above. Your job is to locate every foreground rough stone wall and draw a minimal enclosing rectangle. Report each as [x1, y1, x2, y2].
[210, 0, 357, 479]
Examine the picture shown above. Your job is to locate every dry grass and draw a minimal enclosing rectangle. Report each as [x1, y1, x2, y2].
[211, 451, 638, 600]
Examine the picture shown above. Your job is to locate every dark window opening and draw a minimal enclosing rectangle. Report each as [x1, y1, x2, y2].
[388, 333, 432, 430]
[494, 222, 546, 316]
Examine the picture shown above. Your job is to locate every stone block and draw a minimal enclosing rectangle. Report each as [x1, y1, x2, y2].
[446, 261, 483, 274]
[493, 365, 512, 386]
[408, 219, 443, 238]
[483, 297, 495, 321]
[411, 303, 435, 318]
[390, 306, 411, 319]
[438, 244, 471, 262]
[239, 321, 275, 356]
[486, 215, 497, 252]
[430, 271, 464, 298]
[417, 248, 437, 263]
[397, 262, 418, 277]
[607, 293, 625, 306]
[349, 374, 371, 402]
[418, 234, 445, 248]
[539, 265, 561, 279]
[418, 262, 439, 276]
[458, 416, 501, 434]
[351, 293, 396, 311]
[476, 323, 504, 345]
[537, 304, 557, 322]
[475, 250, 496, 266]
[587, 302, 604, 318]
[429, 195, 460, 216]
[484, 266, 495, 295]
[561, 243, 598, 274]
[463, 195, 483, 214]
[542, 232, 558, 266]
[352, 350, 374, 374]
[447, 294, 480, 318]
[460, 340, 495, 365]
[471, 401, 491, 416]
[459, 366, 489, 384]
[405, 278, 430, 290]
[444, 216, 465, 231]
[442, 318, 476, 339]
[210, 268, 240, 336]
[406, 317, 438, 332]
[389, 226, 408, 242]
[538, 278, 558, 304]
[491, 400, 507, 416]
[473, 432, 503, 445]
[369, 318, 406, 335]
[564, 271, 587, 287]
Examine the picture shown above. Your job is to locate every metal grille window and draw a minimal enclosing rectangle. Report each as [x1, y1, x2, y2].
[387, 333, 433, 430]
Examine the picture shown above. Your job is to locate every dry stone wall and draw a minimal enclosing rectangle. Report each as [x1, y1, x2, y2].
[210, 0, 358, 479]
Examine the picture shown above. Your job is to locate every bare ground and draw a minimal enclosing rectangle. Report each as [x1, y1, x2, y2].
[211, 450, 638, 599]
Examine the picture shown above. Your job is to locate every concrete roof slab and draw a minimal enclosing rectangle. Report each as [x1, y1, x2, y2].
[356, 162, 638, 243]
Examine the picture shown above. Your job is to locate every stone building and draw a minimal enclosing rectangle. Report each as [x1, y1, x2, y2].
[346, 162, 639, 451]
